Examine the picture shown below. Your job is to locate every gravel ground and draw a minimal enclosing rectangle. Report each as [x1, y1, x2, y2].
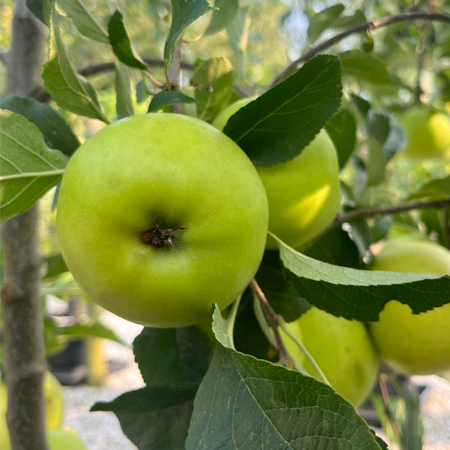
[61, 312, 450, 450]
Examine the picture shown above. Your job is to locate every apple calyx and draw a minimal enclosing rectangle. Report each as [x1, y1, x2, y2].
[140, 216, 186, 249]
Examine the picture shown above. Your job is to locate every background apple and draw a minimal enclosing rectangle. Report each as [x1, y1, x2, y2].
[369, 237, 450, 375]
[57, 114, 268, 328]
[0, 372, 65, 449]
[297, 307, 378, 408]
[213, 98, 341, 249]
[399, 107, 450, 160]
[47, 427, 87, 450]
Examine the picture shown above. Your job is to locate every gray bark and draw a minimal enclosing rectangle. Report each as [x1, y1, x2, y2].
[1, 1, 48, 449]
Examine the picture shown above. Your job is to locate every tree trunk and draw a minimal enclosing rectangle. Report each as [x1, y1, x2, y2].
[1, 1, 48, 449]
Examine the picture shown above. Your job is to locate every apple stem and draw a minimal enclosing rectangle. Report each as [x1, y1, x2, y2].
[226, 293, 243, 350]
[250, 279, 294, 369]
[140, 215, 187, 249]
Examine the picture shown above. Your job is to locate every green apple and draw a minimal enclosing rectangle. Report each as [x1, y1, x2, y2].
[399, 107, 450, 160]
[369, 237, 450, 375]
[45, 371, 64, 429]
[0, 372, 64, 449]
[57, 114, 268, 328]
[47, 427, 87, 450]
[297, 308, 378, 408]
[213, 98, 341, 249]
[279, 320, 305, 366]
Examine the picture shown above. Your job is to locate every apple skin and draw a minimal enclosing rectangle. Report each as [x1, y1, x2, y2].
[57, 114, 268, 328]
[399, 107, 450, 160]
[47, 428, 87, 450]
[369, 237, 450, 375]
[297, 308, 378, 408]
[213, 98, 341, 249]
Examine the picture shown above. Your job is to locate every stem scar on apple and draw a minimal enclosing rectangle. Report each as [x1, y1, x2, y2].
[140, 215, 186, 249]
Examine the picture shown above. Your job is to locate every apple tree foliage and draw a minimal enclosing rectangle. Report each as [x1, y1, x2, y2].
[2, 0, 450, 448]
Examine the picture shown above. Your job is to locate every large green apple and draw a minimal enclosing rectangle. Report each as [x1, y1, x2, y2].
[296, 308, 378, 408]
[369, 237, 450, 375]
[57, 114, 268, 328]
[399, 107, 450, 160]
[213, 98, 341, 249]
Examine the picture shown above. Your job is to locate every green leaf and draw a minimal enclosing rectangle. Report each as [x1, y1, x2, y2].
[366, 111, 406, 161]
[408, 176, 450, 201]
[304, 227, 362, 269]
[255, 251, 311, 322]
[275, 235, 450, 322]
[133, 326, 213, 386]
[26, 0, 53, 25]
[350, 93, 371, 118]
[43, 10, 109, 123]
[308, 4, 345, 44]
[108, 11, 147, 70]
[226, 7, 249, 81]
[91, 385, 197, 450]
[0, 96, 80, 157]
[57, 321, 126, 346]
[147, 91, 196, 112]
[186, 345, 384, 450]
[340, 51, 391, 85]
[224, 55, 342, 166]
[44, 253, 69, 279]
[331, 10, 366, 29]
[0, 110, 68, 225]
[164, 0, 215, 66]
[136, 78, 151, 104]
[204, 0, 238, 36]
[325, 108, 357, 170]
[56, 0, 109, 44]
[115, 63, 134, 118]
[366, 137, 386, 187]
[191, 57, 233, 121]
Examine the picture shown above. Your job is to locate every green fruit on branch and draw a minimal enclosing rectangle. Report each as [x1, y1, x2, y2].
[399, 107, 450, 160]
[213, 98, 341, 249]
[57, 114, 268, 328]
[297, 308, 378, 408]
[369, 237, 450, 375]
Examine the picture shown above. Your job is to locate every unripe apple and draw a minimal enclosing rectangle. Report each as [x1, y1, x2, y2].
[399, 107, 450, 160]
[213, 98, 341, 249]
[369, 237, 450, 375]
[297, 308, 378, 408]
[57, 114, 268, 328]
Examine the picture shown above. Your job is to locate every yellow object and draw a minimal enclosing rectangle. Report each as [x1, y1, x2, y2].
[213, 98, 341, 249]
[369, 238, 450, 375]
[87, 338, 108, 387]
[399, 107, 450, 160]
[0, 372, 65, 449]
[44, 371, 65, 429]
[297, 307, 378, 408]
[48, 427, 87, 450]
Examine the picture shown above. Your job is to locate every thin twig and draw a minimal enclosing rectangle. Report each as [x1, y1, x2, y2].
[311, 199, 450, 245]
[378, 372, 403, 441]
[227, 293, 242, 350]
[269, 11, 450, 88]
[249, 279, 293, 368]
[78, 58, 194, 77]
